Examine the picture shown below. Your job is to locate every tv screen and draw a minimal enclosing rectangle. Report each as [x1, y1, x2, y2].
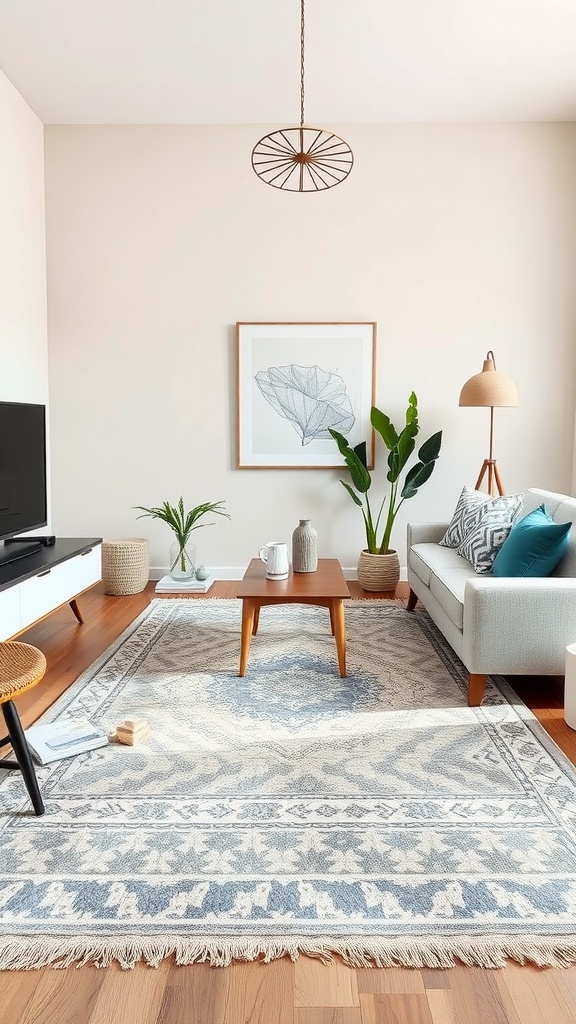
[0, 402, 47, 542]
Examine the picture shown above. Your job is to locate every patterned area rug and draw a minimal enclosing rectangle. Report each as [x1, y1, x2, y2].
[1, 597, 576, 970]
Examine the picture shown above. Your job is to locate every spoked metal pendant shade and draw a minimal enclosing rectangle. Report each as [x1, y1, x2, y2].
[251, 0, 353, 192]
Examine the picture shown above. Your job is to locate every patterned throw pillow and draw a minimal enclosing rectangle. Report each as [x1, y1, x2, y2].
[440, 486, 515, 548]
[455, 493, 523, 574]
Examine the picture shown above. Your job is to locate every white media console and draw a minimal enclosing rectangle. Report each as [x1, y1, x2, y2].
[0, 538, 102, 641]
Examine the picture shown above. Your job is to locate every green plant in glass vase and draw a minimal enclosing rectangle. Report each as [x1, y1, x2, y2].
[329, 393, 442, 591]
[135, 497, 230, 581]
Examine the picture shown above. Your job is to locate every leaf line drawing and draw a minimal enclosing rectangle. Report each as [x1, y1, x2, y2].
[254, 363, 355, 445]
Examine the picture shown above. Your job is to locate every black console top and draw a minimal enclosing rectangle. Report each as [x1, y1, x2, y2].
[0, 538, 102, 594]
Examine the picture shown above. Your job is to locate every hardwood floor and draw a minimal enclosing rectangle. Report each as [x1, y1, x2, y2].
[4, 580, 576, 1024]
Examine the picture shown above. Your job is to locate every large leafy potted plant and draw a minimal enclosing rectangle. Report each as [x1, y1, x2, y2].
[135, 497, 230, 581]
[329, 393, 442, 591]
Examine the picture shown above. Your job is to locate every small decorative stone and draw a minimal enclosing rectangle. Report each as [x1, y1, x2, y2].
[292, 519, 318, 573]
[195, 565, 210, 580]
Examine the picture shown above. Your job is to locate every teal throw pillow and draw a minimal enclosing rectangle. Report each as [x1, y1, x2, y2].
[492, 504, 571, 577]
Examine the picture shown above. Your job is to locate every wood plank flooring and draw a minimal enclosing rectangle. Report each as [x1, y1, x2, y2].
[4, 580, 576, 1024]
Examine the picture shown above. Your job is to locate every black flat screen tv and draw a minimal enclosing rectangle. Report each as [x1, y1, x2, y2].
[0, 401, 47, 543]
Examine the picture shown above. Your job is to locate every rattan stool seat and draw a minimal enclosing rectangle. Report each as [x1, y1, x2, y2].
[0, 641, 47, 815]
[0, 642, 47, 702]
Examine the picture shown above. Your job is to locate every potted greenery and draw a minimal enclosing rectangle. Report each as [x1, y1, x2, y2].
[135, 497, 230, 581]
[329, 393, 442, 591]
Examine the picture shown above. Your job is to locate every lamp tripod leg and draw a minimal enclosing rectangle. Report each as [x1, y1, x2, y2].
[493, 462, 505, 496]
[474, 461, 490, 491]
[474, 460, 505, 497]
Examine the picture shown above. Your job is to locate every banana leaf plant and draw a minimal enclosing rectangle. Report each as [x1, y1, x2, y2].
[329, 393, 442, 554]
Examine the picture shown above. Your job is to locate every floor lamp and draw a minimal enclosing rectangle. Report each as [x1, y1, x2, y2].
[459, 350, 518, 496]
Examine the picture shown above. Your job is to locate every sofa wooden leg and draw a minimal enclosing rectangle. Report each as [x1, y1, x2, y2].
[468, 674, 487, 707]
[407, 589, 418, 611]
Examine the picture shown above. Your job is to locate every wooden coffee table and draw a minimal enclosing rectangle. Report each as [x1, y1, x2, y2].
[236, 558, 351, 678]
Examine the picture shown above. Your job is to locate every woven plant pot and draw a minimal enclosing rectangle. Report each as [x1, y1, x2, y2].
[102, 538, 149, 595]
[357, 549, 400, 592]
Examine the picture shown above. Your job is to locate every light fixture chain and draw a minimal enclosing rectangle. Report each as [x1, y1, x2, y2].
[300, 0, 305, 127]
[251, 0, 353, 191]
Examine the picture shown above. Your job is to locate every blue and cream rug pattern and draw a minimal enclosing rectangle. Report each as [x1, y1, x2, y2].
[1, 597, 576, 969]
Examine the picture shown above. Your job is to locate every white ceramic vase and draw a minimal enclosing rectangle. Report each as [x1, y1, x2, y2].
[292, 519, 318, 573]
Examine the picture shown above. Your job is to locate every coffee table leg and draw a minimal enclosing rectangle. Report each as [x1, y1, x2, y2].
[239, 598, 257, 677]
[331, 599, 347, 677]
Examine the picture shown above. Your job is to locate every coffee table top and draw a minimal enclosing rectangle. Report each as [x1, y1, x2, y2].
[237, 558, 350, 599]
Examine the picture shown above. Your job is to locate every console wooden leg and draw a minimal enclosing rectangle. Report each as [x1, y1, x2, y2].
[468, 673, 487, 707]
[407, 589, 418, 611]
[331, 599, 347, 677]
[69, 598, 84, 624]
[252, 607, 260, 635]
[239, 599, 257, 677]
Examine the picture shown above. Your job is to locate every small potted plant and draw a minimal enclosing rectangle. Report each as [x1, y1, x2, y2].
[134, 497, 230, 581]
[329, 393, 442, 591]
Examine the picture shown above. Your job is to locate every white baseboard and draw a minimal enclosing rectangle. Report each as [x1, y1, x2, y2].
[149, 565, 408, 582]
[149, 565, 248, 582]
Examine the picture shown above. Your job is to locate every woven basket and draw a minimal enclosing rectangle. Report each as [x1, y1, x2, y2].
[357, 549, 400, 592]
[102, 538, 149, 595]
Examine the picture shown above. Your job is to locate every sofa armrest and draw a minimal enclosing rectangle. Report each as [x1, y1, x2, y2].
[462, 576, 576, 674]
[407, 523, 449, 546]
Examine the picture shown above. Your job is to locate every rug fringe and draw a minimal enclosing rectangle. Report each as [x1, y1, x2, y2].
[2, 934, 576, 971]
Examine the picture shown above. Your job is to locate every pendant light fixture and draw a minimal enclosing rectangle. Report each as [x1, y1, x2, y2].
[251, 0, 354, 192]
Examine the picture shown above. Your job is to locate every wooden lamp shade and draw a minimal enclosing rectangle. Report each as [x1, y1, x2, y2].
[459, 350, 518, 496]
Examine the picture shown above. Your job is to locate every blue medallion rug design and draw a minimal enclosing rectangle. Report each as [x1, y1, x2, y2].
[1, 597, 576, 969]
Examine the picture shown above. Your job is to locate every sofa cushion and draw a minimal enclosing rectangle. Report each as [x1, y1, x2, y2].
[440, 486, 522, 549]
[492, 504, 571, 577]
[429, 568, 469, 630]
[409, 545, 433, 587]
[409, 542, 472, 629]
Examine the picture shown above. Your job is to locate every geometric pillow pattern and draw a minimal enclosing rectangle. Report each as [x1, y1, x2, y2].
[440, 486, 492, 548]
[440, 486, 522, 551]
[455, 516, 515, 574]
[455, 493, 523, 574]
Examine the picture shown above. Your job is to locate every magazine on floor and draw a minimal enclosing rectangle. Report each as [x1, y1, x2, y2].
[24, 717, 109, 765]
[155, 573, 214, 593]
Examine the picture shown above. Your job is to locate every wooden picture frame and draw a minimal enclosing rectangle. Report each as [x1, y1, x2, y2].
[236, 322, 376, 469]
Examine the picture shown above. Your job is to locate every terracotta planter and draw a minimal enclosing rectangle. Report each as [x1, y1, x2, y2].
[357, 549, 400, 592]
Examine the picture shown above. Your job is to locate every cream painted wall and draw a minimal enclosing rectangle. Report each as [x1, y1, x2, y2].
[0, 71, 48, 402]
[0, 71, 50, 529]
[44, 124, 576, 573]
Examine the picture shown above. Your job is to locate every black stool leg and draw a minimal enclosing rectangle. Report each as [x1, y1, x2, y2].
[1, 701, 44, 815]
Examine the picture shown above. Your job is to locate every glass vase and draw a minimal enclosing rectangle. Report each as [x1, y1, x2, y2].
[169, 539, 196, 581]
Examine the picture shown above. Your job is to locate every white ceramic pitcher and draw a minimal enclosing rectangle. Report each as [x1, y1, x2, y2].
[258, 541, 289, 580]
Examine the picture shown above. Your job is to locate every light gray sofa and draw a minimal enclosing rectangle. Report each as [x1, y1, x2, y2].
[407, 488, 576, 706]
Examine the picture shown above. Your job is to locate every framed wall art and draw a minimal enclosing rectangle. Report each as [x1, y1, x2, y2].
[236, 322, 376, 469]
